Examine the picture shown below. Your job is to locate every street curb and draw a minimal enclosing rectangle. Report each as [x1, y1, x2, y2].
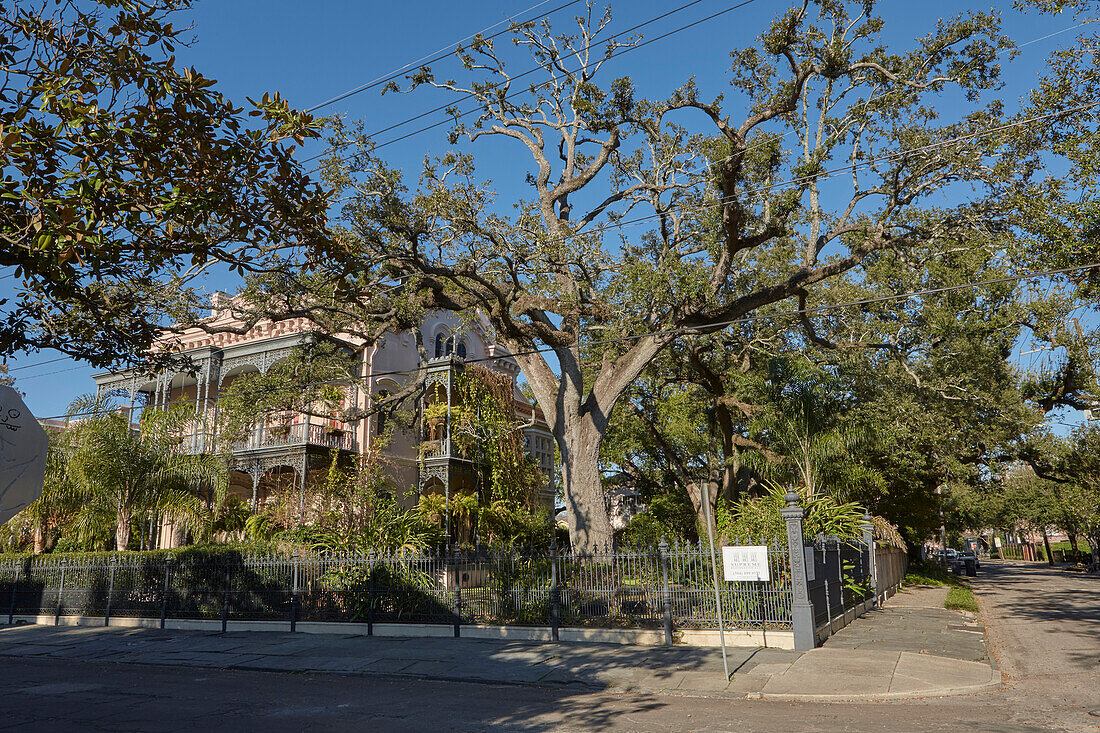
[0, 648, 1004, 702]
[748, 677, 1004, 702]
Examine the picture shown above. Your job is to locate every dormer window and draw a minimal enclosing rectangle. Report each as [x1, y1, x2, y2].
[434, 332, 468, 359]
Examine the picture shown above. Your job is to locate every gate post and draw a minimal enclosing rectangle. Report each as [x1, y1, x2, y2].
[781, 491, 815, 651]
[862, 514, 878, 608]
[658, 539, 673, 646]
[104, 558, 115, 627]
[55, 561, 67, 627]
[550, 535, 560, 642]
[159, 561, 172, 629]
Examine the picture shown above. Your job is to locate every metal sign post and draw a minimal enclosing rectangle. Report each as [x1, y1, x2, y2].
[700, 481, 730, 680]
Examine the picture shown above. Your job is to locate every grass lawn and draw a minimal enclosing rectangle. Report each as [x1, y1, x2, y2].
[904, 560, 980, 613]
[944, 585, 980, 613]
[904, 560, 964, 587]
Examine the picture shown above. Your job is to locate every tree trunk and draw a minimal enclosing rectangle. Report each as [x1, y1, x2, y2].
[558, 419, 613, 554]
[1042, 529, 1054, 566]
[115, 506, 132, 552]
[714, 404, 741, 505]
[33, 522, 46, 555]
[686, 480, 719, 539]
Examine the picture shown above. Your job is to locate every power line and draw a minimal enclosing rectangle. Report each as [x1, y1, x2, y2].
[40, 260, 1100, 422]
[306, 9, 1079, 167]
[299, 0, 756, 166]
[6, 356, 68, 372]
[306, 0, 585, 114]
[697, 20, 1092, 174]
[372, 0, 741, 145]
[305, 33, 1100, 256]
[367, 99, 1099, 256]
[17, 364, 88, 381]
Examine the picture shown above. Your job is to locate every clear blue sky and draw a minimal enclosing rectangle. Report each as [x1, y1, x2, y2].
[2, 0, 1086, 420]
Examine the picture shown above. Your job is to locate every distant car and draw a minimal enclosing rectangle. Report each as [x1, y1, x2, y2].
[933, 548, 958, 563]
[958, 550, 980, 570]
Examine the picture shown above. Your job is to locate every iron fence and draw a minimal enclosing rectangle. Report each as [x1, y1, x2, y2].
[806, 537, 874, 635]
[0, 541, 792, 634]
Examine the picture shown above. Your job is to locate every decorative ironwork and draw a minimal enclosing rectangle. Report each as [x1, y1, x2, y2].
[0, 541, 805, 632]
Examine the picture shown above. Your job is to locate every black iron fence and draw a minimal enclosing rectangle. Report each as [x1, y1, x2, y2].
[0, 541, 793, 635]
[805, 537, 875, 635]
[0, 491, 905, 651]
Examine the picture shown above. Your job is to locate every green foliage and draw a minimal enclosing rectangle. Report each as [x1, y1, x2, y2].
[744, 357, 884, 500]
[316, 1, 1021, 553]
[446, 364, 547, 508]
[17, 394, 229, 553]
[417, 364, 551, 546]
[716, 482, 868, 545]
[0, 0, 328, 364]
[944, 585, 980, 613]
[215, 343, 356, 446]
[252, 451, 439, 554]
[618, 492, 697, 546]
[904, 560, 965, 587]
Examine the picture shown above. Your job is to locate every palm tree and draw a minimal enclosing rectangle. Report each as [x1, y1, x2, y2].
[27, 436, 81, 553]
[2, 434, 81, 554]
[746, 361, 880, 499]
[65, 394, 227, 551]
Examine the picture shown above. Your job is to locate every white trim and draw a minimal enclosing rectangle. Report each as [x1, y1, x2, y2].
[6, 615, 793, 648]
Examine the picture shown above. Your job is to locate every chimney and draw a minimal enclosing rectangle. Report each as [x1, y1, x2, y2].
[210, 291, 231, 318]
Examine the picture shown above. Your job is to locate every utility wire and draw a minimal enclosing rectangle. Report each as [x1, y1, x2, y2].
[305, 0, 584, 113]
[16, 364, 88, 381]
[356, 99, 1100, 255]
[299, 0, 756, 166]
[6, 356, 68, 372]
[529, 99, 1100, 248]
[305, 11, 1080, 167]
[41, 260, 1100, 422]
[697, 20, 1092, 174]
[25, 93, 1093, 398]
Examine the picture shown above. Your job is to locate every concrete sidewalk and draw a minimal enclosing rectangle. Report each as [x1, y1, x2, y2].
[0, 586, 998, 701]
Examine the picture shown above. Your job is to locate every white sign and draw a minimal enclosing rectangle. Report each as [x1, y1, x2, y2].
[993, 537, 1002, 548]
[0, 386, 48, 525]
[722, 545, 770, 582]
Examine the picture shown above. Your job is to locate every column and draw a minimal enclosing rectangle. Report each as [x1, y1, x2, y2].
[782, 490, 816, 651]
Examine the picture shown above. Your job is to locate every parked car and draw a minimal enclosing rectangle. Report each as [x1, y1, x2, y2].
[957, 550, 980, 570]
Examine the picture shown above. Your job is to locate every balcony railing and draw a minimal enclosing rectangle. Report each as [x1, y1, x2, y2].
[421, 439, 450, 459]
[178, 423, 358, 455]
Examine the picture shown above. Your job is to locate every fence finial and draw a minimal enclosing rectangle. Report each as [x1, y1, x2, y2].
[780, 489, 803, 520]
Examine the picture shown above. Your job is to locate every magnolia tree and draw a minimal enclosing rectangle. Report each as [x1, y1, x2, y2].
[297, 1, 1024, 552]
[0, 0, 328, 366]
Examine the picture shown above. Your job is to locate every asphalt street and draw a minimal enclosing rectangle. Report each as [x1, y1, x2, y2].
[0, 560, 1094, 732]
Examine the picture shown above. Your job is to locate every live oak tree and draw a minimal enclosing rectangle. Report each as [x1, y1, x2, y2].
[0, 0, 329, 366]
[607, 238, 1037, 546]
[318, 1, 1020, 551]
[1011, 428, 1100, 569]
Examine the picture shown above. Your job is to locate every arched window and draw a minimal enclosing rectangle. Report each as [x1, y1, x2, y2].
[434, 332, 446, 358]
[456, 340, 467, 359]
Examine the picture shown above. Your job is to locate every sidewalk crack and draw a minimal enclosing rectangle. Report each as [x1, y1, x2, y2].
[886, 652, 903, 693]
